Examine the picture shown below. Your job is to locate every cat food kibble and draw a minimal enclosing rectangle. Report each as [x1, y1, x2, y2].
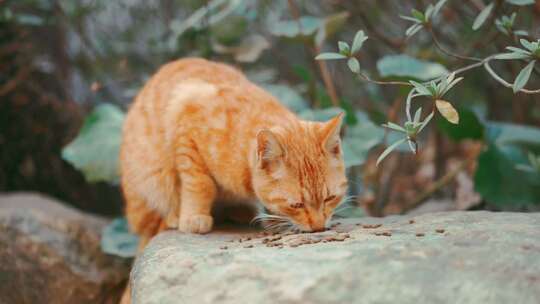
[362, 224, 382, 229]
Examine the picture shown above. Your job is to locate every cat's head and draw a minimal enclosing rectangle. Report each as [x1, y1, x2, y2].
[252, 113, 348, 232]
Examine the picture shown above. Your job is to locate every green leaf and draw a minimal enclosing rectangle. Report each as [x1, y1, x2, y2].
[383, 122, 407, 133]
[351, 30, 368, 54]
[262, 84, 309, 113]
[519, 39, 535, 52]
[405, 24, 423, 37]
[506, 46, 531, 55]
[62, 104, 124, 183]
[410, 80, 432, 96]
[418, 111, 434, 133]
[472, 3, 494, 30]
[432, 0, 448, 17]
[505, 0, 534, 5]
[487, 122, 540, 148]
[299, 107, 343, 122]
[376, 138, 408, 166]
[347, 57, 360, 73]
[411, 9, 425, 21]
[342, 112, 385, 168]
[494, 52, 531, 60]
[474, 122, 540, 209]
[400, 15, 421, 23]
[475, 144, 540, 209]
[101, 218, 139, 258]
[437, 108, 484, 141]
[513, 60, 536, 93]
[413, 107, 422, 124]
[315, 52, 347, 60]
[338, 41, 350, 54]
[270, 16, 322, 38]
[377, 55, 449, 81]
[513, 30, 529, 36]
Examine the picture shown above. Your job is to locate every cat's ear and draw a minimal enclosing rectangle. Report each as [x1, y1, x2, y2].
[256, 129, 284, 167]
[319, 113, 344, 156]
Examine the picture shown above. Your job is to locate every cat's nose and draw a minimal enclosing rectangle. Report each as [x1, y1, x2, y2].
[310, 226, 326, 232]
[309, 220, 326, 232]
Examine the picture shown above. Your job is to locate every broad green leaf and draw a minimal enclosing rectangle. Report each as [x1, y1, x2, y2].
[62, 104, 124, 183]
[211, 15, 248, 46]
[315, 52, 347, 60]
[299, 107, 343, 122]
[435, 99, 459, 124]
[101, 218, 139, 258]
[342, 112, 385, 168]
[15, 14, 44, 26]
[437, 107, 484, 141]
[487, 122, 540, 148]
[376, 138, 408, 166]
[472, 3, 494, 30]
[347, 57, 360, 73]
[475, 144, 540, 209]
[505, 0, 534, 5]
[475, 122, 540, 209]
[513, 60, 536, 93]
[377, 55, 448, 81]
[262, 84, 309, 113]
[269, 16, 321, 38]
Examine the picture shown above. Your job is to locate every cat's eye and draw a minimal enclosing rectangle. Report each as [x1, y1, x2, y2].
[324, 195, 337, 203]
[290, 202, 304, 209]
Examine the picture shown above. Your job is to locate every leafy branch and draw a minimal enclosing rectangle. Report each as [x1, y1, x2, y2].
[315, 0, 540, 166]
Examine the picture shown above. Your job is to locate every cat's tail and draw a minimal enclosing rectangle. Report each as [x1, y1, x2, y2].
[123, 189, 168, 249]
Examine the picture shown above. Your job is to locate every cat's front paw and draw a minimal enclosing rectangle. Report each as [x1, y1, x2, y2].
[179, 214, 213, 234]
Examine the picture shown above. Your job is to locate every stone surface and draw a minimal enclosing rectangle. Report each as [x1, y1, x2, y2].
[132, 211, 540, 304]
[0, 192, 130, 304]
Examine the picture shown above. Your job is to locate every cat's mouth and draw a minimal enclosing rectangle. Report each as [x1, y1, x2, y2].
[252, 207, 298, 232]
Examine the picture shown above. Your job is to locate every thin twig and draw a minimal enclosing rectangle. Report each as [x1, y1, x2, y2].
[484, 60, 540, 94]
[356, 72, 412, 86]
[429, 28, 482, 62]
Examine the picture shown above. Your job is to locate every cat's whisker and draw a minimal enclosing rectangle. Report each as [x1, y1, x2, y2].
[263, 218, 294, 232]
[251, 213, 289, 226]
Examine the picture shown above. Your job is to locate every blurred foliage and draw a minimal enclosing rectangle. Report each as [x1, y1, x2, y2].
[101, 217, 139, 258]
[2, 0, 540, 216]
[62, 104, 124, 183]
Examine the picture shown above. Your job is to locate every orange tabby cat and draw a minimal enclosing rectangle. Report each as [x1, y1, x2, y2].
[120, 58, 348, 249]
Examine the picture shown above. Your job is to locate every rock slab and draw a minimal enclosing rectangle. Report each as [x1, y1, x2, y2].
[132, 211, 540, 304]
[0, 192, 130, 304]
